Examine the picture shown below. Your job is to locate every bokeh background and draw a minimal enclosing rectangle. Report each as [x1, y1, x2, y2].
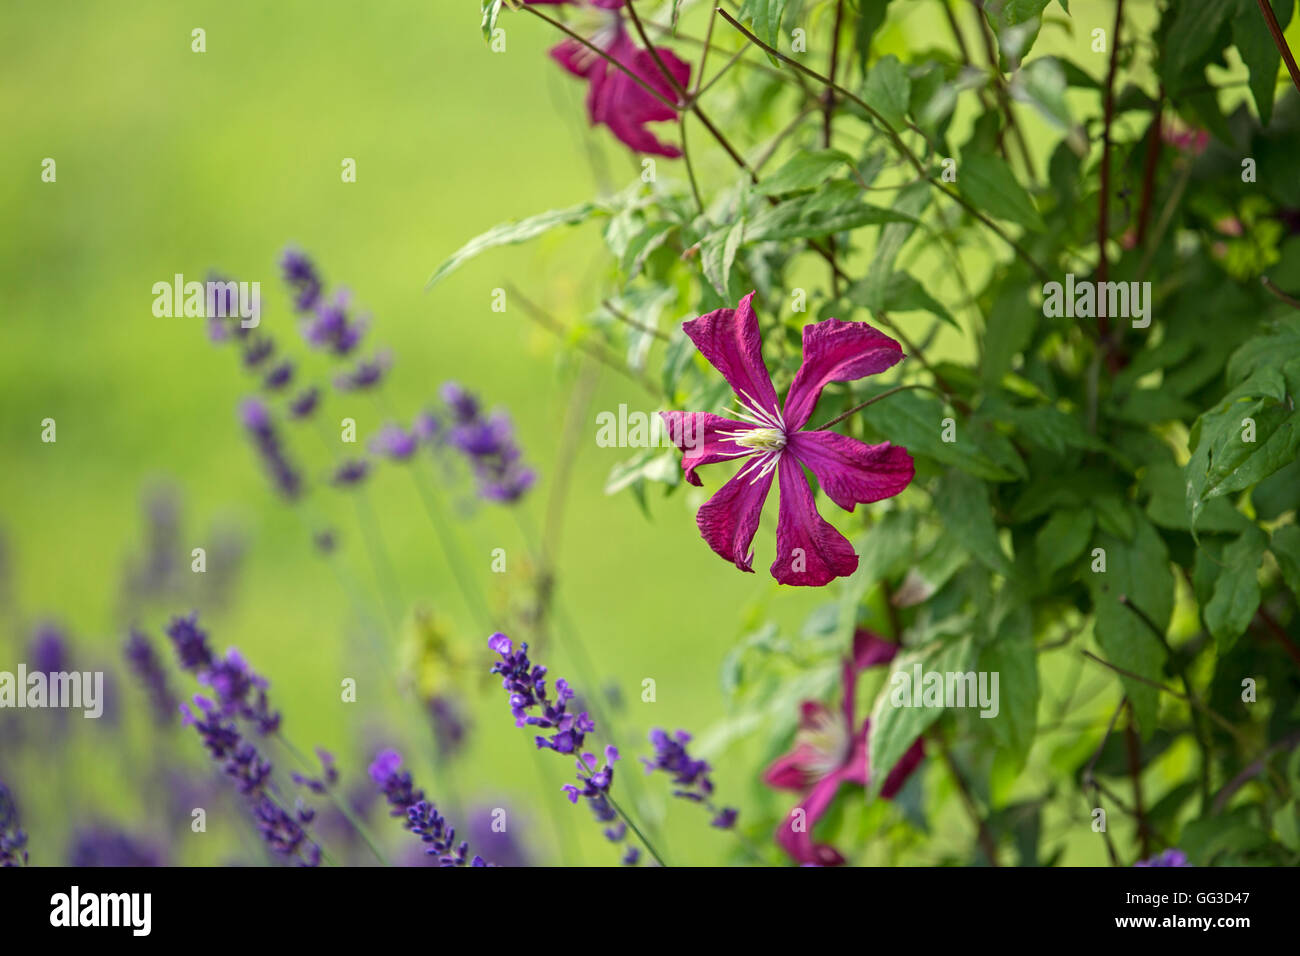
[1, 1, 1289, 866]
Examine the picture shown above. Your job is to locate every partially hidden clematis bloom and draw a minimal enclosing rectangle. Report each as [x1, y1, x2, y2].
[537, 0, 690, 158]
[764, 630, 924, 866]
[660, 292, 914, 586]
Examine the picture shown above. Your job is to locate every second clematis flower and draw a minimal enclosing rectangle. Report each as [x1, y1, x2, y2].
[532, 0, 690, 158]
[660, 292, 914, 586]
[765, 630, 925, 866]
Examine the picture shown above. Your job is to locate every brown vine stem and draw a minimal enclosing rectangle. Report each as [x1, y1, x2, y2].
[1262, 275, 1300, 310]
[1135, 88, 1163, 248]
[1096, 0, 1125, 364]
[933, 732, 1001, 866]
[1257, 0, 1300, 93]
[506, 283, 665, 398]
[1122, 704, 1152, 858]
[715, 7, 1051, 283]
[1081, 698, 1124, 866]
[969, 0, 1036, 181]
[1080, 650, 1250, 746]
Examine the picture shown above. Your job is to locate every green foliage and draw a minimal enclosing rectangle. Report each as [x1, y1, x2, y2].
[441, 0, 1300, 866]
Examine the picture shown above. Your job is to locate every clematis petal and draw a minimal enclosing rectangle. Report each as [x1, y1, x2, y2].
[774, 769, 851, 866]
[770, 454, 858, 586]
[658, 411, 757, 486]
[695, 456, 776, 573]
[682, 292, 782, 424]
[841, 629, 900, 728]
[879, 729, 926, 799]
[762, 742, 821, 792]
[782, 319, 904, 430]
[786, 430, 914, 512]
[597, 35, 689, 157]
[549, 38, 601, 80]
[844, 721, 924, 795]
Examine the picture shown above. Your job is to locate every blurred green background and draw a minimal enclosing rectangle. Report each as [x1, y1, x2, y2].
[1, 0, 1289, 866]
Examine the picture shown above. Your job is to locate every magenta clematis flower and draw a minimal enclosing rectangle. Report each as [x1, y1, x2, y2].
[660, 292, 914, 586]
[538, 0, 690, 158]
[764, 630, 925, 866]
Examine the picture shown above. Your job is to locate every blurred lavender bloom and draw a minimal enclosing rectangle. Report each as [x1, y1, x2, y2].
[334, 350, 391, 391]
[122, 486, 181, 603]
[368, 749, 485, 866]
[370, 423, 418, 462]
[428, 694, 467, 760]
[288, 386, 320, 420]
[438, 383, 535, 503]
[263, 360, 294, 391]
[291, 748, 339, 795]
[67, 826, 164, 867]
[0, 782, 28, 866]
[166, 612, 215, 672]
[29, 622, 69, 674]
[413, 411, 440, 443]
[466, 804, 530, 867]
[124, 628, 178, 726]
[166, 613, 279, 735]
[331, 458, 370, 488]
[1135, 849, 1192, 867]
[281, 248, 323, 313]
[302, 291, 367, 356]
[241, 337, 275, 369]
[239, 398, 303, 500]
[180, 694, 320, 866]
[643, 728, 737, 828]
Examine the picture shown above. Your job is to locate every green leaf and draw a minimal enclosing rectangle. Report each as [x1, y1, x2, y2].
[480, 0, 504, 41]
[864, 54, 911, 130]
[701, 218, 746, 297]
[427, 200, 606, 288]
[978, 617, 1038, 767]
[861, 389, 1020, 481]
[620, 221, 677, 280]
[1035, 508, 1093, 579]
[957, 153, 1045, 231]
[1086, 518, 1172, 736]
[934, 469, 1014, 576]
[744, 188, 916, 242]
[1270, 524, 1300, 600]
[873, 273, 959, 330]
[858, 180, 932, 309]
[1205, 527, 1267, 653]
[868, 636, 974, 794]
[738, 0, 790, 56]
[757, 149, 854, 195]
[1162, 0, 1235, 90]
[1233, 0, 1294, 125]
[851, 0, 894, 73]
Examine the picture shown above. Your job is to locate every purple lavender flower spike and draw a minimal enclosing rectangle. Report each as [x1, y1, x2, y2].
[370, 422, 418, 462]
[331, 458, 370, 488]
[489, 634, 637, 863]
[67, 827, 164, 867]
[643, 728, 738, 828]
[0, 782, 29, 867]
[334, 349, 391, 391]
[1135, 848, 1192, 867]
[288, 386, 320, 420]
[124, 628, 178, 726]
[239, 398, 303, 500]
[368, 749, 486, 866]
[281, 248, 323, 313]
[437, 384, 535, 503]
[263, 359, 294, 391]
[165, 612, 215, 672]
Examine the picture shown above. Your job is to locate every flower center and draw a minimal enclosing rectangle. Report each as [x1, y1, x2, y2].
[799, 710, 851, 778]
[737, 427, 787, 453]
